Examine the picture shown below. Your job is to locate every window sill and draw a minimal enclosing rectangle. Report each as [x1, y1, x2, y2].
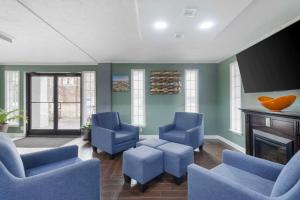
[229, 129, 242, 135]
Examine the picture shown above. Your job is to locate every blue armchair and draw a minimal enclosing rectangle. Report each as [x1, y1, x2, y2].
[92, 112, 139, 158]
[159, 112, 204, 150]
[188, 150, 300, 200]
[0, 132, 100, 200]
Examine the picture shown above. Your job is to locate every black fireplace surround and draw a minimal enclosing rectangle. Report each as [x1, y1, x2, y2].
[241, 108, 300, 164]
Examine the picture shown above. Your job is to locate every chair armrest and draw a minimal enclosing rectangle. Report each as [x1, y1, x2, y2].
[159, 123, 174, 134]
[223, 150, 284, 181]
[188, 164, 267, 200]
[21, 145, 78, 170]
[10, 159, 100, 200]
[121, 122, 139, 134]
[185, 126, 203, 148]
[92, 125, 115, 153]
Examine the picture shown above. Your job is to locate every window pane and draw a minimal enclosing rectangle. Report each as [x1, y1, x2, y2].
[185, 70, 198, 113]
[31, 103, 54, 129]
[230, 62, 242, 134]
[83, 72, 96, 124]
[5, 71, 20, 126]
[131, 69, 145, 126]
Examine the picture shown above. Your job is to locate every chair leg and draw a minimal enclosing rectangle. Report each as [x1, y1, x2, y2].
[109, 154, 115, 159]
[199, 144, 203, 151]
[92, 146, 97, 152]
[123, 174, 131, 184]
[174, 176, 184, 185]
[138, 182, 147, 192]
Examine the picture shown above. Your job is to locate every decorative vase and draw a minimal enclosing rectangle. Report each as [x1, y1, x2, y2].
[0, 123, 9, 133]
[82, 129, 91, 141]
[258, 95, 297, 112]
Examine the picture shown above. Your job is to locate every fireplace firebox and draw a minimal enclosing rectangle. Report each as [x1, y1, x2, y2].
[253, 129, 293, 164]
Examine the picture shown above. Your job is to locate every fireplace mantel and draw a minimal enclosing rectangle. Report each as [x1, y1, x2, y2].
[241, 108, 300, 163]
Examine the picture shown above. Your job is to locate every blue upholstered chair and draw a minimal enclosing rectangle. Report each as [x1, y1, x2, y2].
[0, 132, 100, 200]
[188, 150, 300, 200]
[92, 112, 139, 158]
[159, 112, 204, 150]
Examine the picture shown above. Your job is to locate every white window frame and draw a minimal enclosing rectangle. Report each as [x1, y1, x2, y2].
[229, 61, 242, 135]
[131, 69, 146, 127]
[82, 71, 96, 124]
[5, 71, 20, 126]
[185, 69, 199, 113]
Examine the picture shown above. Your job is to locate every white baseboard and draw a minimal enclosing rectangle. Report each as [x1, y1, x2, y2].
[204, 135, 245, 153]
[139, 134, 245, 153]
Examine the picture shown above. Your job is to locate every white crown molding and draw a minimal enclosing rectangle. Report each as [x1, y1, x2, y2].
[217, 15, 300, 63]
[110, 60, 218, 64]
[0, 62, 97, 66]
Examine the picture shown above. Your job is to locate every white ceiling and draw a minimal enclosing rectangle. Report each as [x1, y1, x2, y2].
[0, 0, 299, 64]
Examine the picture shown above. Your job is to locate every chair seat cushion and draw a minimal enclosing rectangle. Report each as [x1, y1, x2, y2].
[162, 130, 186, 144]
[114, 131, 136, 144]
[212, 164, 275, 196]
[26, 157, 82, 176]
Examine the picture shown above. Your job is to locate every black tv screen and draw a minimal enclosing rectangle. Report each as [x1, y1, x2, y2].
[236, 20, 300, 93]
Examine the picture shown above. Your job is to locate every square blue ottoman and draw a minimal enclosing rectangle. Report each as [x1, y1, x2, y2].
[122, 145, 164, 192]
[136, 138, 169, 148]
[157, 142, 194, 185]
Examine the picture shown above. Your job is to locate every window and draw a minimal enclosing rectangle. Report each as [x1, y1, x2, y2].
[185, 69, 198, 113]
[82, 71, 96, 124]
[5, 71, 20, 126]
[230, 61, 242, 134]
[131, 69, 145, 127]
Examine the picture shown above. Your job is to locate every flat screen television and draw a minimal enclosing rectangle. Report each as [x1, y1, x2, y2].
[236, 20, 300, 93]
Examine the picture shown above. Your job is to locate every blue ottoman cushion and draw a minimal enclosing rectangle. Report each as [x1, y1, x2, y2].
[122, 145, 163, 184]
[157, 142, 194, 178]
[136, 139, 169, 148]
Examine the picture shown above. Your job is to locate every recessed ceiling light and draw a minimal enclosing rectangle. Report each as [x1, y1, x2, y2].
[153, 21, 168, 30]
[199, 21, 215, 30]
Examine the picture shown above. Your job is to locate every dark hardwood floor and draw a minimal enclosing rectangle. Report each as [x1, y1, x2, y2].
[18, 138, 236, 200]
[91, 139, 235, 200]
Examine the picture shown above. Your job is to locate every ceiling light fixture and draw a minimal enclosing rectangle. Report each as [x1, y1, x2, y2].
[0, 31, 13, 43]
[199, 21, 215, 30]
[153, 21, 168, 30]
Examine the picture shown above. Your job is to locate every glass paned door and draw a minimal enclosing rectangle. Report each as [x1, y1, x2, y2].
[27, 73, 81, 135]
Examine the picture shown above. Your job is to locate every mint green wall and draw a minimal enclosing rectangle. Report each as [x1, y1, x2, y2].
[217, 56, 300, 147]
[0, 65, 98, 134]
[112, 63, 218, 135]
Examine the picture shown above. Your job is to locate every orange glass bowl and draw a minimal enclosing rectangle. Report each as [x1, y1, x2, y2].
[257, 95, 297, 112]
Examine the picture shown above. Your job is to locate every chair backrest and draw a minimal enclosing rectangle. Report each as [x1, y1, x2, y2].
[271, 151, 300, 197]
[0, 132, 25, 178]
[93, 112, 120, 130]
[173, 112, 203, 130]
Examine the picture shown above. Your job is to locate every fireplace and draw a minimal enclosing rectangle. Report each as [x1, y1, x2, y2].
[253, 129, 293, 164]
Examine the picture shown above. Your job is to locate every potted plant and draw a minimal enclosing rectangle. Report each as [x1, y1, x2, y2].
[81, 122, 92, 141]
[0, 108, 25, 133]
